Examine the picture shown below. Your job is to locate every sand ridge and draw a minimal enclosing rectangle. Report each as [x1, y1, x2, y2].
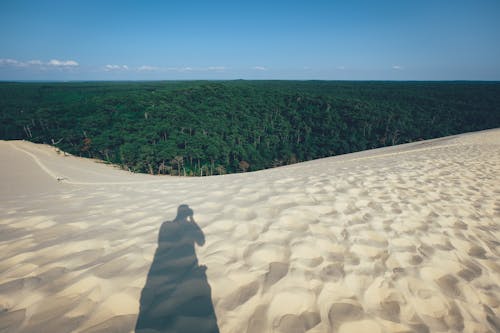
[0, 129, 499, 332]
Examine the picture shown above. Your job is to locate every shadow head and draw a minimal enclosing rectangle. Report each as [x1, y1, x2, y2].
[176, 204, 194, 222]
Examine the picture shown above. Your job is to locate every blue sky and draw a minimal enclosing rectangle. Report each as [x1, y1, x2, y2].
[1, 0, 499, 80]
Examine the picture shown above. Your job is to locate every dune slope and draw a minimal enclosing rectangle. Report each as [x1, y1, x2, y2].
[0, 129, 499, 333]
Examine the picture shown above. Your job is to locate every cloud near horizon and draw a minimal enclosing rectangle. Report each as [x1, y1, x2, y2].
[0, 58, 27, 67]
[0, 58, 79, 69]
[137, 65, 160, 72]
[104, 64, 129, 71]
[1, 59, 228, 74]
[136, 65, 226, 72]
[207, 66, 226, 71]
[48, 59, 79, 67]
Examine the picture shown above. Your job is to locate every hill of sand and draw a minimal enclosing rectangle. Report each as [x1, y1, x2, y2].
[0, 129, 499, 333]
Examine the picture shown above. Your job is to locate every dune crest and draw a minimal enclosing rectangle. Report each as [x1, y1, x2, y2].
[1, 129, 499, 332]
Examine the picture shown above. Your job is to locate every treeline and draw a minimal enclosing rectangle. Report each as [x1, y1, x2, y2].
[1, 81, 499, 175]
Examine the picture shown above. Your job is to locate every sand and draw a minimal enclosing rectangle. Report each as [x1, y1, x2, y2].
[0, 129, 499, 333]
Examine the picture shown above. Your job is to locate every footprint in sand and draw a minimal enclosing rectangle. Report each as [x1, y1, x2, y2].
[436, 274, 462, 298]
[457, 260, 482, 281]
[327, 301, 364, 328]
[320, 263, 345, 282]
[273, 312, 321, 333]
[263, 262, 289, 291]
[468, 245, 487, 258]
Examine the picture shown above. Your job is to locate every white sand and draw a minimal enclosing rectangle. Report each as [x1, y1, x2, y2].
[1, 129, 499, 333]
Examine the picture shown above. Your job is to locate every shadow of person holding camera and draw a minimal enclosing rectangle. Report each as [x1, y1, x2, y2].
[136, 204, 219, 333]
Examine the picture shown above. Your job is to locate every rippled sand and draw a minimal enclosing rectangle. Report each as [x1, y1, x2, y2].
[1, 129, 499, 333]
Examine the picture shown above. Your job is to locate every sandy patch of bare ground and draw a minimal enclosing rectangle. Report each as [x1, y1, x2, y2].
[0, 129, 499, 332]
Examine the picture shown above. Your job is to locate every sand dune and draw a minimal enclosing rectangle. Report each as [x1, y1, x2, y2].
[1, 129, 499, 333]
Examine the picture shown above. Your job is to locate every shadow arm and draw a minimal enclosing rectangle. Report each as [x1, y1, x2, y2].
[190, 217, 205, 246]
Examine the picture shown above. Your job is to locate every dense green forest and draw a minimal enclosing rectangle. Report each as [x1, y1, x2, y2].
[1, 81, 499, 175]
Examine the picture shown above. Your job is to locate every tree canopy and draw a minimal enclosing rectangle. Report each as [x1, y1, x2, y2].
[1, 81, 499, 175]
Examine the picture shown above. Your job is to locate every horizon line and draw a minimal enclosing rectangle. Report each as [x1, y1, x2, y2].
[1, 79, 500, 83]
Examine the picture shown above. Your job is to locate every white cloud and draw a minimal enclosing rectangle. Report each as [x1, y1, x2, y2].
[104, 64, 129, 71]
[105, 64, 120, 70]
[207, 66, 226, 71]
[392, 65, 403, 70]
[174, 66, 224, 72]
[253, 66, 268, 71]
[136, 65, 227, 72]
[337, 66, 346, 70]
[1, 58, 78, 69]
[0, 58, 31, 67]
[0, 58, 27, 67]
[48, 59, 79, 67]
[138, 65, 160, 71]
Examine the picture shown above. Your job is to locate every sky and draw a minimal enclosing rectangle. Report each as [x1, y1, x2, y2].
[1, 0, 499, 80]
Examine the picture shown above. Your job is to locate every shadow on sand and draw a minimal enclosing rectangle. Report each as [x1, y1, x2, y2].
[135, 205, 219, 333]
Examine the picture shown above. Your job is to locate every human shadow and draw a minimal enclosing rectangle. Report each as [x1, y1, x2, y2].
[136, 205, 219, 333]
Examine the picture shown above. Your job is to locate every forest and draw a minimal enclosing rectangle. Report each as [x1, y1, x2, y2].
[1, 80, 499, 175]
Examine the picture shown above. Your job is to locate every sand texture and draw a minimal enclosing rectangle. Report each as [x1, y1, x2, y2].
[1, 129, 499, 333]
